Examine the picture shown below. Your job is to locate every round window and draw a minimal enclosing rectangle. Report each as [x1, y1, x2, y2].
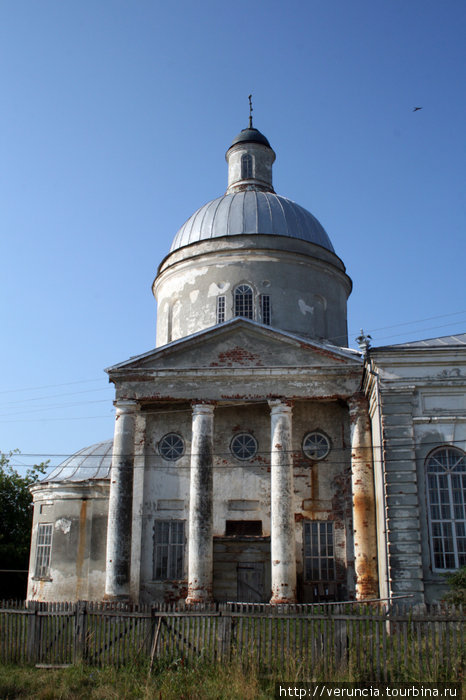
[302, 432, 331, 460]
[158, 433, 185, 461]
[230, 433, 258, 461]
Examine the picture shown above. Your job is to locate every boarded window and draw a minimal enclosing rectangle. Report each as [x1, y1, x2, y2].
[225, 520, 262, 537]
[35, 523, 53, 578]
[303, 521, 336, 581]
[153, 520, 185, 580]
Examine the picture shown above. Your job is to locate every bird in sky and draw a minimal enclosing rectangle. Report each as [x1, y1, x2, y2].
[413, 107, 423, 112]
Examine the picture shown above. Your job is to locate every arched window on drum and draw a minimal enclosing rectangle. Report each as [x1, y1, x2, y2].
[241, 153, 253, 179]
[234, 284, 254, 320]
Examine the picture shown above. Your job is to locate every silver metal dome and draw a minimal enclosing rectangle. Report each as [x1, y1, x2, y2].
[169, 191, 334, 253]
[44, 439, 113, 482]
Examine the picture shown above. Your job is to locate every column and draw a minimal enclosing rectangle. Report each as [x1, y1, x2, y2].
[269, 400, 296, 604]
[105, 399, 138, 600]
[129, 410, 147, 603]
[186, 403, 215, 604]
[348, 393, 378, 600]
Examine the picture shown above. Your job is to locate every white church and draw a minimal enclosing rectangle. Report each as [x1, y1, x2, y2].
[27, 120, 466, 606]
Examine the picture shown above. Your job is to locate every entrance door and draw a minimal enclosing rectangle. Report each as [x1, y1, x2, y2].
[237, 563, 265, 602]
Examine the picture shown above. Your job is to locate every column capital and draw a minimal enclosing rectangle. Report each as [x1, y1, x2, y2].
[347, 392, 369, 417]
[191, 401, 216, 416]
[268, 399, 293, 414]
[113, 399, 139, 416]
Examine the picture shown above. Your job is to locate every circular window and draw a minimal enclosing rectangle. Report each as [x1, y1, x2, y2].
[230, 433, 258, 461]
[303, 432, 331, 460]
[158, 433, 185, 461]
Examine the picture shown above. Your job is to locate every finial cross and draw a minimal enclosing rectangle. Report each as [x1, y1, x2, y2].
[248, 94, 253, 128]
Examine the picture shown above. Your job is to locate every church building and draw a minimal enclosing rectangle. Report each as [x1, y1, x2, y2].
[27, 121, 466, 606]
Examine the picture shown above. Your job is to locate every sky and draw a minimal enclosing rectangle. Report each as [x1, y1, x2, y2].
[1, 0, 465, 472]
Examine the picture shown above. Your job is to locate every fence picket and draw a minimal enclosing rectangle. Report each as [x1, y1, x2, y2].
[1, 599, 464, 678]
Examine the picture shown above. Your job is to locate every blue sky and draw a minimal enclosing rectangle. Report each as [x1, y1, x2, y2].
[1, 0, 465, 470]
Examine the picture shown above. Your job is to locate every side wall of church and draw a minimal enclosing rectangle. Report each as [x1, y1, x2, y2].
[28, 481, 108, 602]
[368, 348, 466, 605]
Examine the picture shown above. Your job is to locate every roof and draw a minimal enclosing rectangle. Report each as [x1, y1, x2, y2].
[43, 439, 113, 483]
[372, 333, 466, 351]
[228, 127, 271, 149]
[169, 190, 334, 253]
[106, 316, 362, 373]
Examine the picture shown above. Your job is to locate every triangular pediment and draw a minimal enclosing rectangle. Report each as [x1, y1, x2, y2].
[106, 319, 361, 376]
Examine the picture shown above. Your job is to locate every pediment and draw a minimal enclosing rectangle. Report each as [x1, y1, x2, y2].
[107, 319, 361, 376]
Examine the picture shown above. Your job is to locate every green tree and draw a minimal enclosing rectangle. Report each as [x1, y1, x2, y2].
[0, 451, 48, 600]
[443, 566, 466, 606]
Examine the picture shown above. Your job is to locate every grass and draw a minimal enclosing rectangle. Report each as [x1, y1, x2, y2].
[0, 656, 464, 700]
[0, 659, 272, 700]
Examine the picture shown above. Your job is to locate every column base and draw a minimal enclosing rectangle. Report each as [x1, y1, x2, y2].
[185, 595, 213, 606]
[103, 594, 130, 603]
[269, 595, 297, 605]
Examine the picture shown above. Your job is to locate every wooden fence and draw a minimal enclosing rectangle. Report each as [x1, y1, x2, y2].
[0, 600, 464, 681]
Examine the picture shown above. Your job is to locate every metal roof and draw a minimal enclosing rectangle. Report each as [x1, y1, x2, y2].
[169, 191, 334, 253]
[43, 439, 113, 483]
[228, 127, 271, 149]
[373, 333, 466, 350]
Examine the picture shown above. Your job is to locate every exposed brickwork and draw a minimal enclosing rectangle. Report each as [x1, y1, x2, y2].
[210, 346, 264, 367]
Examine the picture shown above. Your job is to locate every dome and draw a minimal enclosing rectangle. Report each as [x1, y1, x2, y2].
[228, 127, 271, 149]
[43, 439, 113, 483]
[169, 191, 334, 253]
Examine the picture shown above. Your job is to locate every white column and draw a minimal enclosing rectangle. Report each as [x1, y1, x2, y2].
[129, 410, 147, 603]
[269, 400, 296, 604]
[186, 403, 215, 604]
[105, 399, 138, 600]
[348, 393, 378, 600]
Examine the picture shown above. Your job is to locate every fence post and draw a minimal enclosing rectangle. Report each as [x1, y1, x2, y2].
[75, 601, 88, 664]
[26, 601, 40, 664]
[216, 609, 232, 661]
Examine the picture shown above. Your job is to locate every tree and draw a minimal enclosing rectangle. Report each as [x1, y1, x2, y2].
[0, 451, 48, 599]
[443, 566, 466, 606]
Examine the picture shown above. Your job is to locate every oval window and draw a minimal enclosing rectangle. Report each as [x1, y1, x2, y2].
[302, 432, 331, 460]
[159, 433, 185, 461]
[230, 433, 258, 461]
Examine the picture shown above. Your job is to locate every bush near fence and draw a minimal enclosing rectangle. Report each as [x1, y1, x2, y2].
[0, 600, 464, 682]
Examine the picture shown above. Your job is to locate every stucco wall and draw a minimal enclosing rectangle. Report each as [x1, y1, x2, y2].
[154, 236, 351, 347]
[368, 346, 466, 605]
[134, 399, 353, 604]
[28, 481, 108, 602]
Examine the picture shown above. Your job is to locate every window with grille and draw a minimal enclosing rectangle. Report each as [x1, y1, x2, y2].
[153, 520, 185, 580]
[426, 447, 466, 570]
[234, 285, 253, 319]
[302, 432, 331, 461]
[241, 153, 253, 179]
[35, 523, 53, 578]
[217, 295, 225, 324]
[230, 433, 258, 461]
[158, 433, 184, 461]
[303, 521, 336, 581]
[261, 295, 271, 325]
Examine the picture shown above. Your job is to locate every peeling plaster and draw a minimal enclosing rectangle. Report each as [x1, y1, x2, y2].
[298, 299, 314, 316]
[208, 282, 231, 297]
[55, 518, 71, 534]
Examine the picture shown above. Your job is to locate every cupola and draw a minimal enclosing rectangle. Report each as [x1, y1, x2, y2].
[153, 120, 352, 348]
[225, 123, 276, 194]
